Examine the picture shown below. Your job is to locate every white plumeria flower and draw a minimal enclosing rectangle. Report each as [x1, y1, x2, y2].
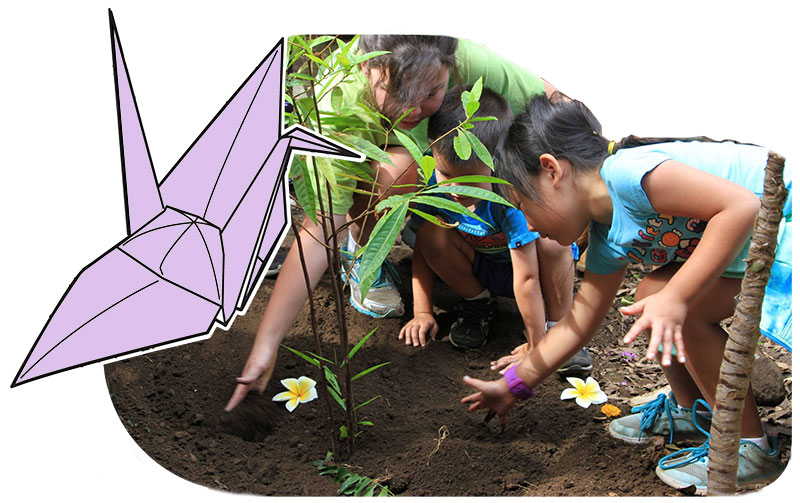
[560, 376, 608, 408]
[272, 376, 318, 412]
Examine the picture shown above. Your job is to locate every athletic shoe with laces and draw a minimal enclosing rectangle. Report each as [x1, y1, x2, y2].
[449, 297, 496, 350]
[655, 399, 785, 495]
[340, 250, 404, 318]
[608, 392, 710, 444]
[556, 347, 594, 379]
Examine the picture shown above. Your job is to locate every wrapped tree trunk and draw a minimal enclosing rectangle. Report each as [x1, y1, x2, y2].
[707, 152, 787, 495]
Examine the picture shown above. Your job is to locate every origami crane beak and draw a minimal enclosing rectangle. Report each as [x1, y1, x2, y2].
[283, 125, 364, 162]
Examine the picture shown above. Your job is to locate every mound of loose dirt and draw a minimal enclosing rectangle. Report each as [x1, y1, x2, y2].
[104, 226, 792, 496]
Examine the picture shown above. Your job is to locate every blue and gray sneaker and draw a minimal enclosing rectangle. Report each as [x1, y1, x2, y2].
[340, 250, 404, 318]
[655, 400, 785, 495]
[608, 392, 710, 444]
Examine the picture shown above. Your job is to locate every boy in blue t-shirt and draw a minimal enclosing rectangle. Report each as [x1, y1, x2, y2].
[399, 86, 578, 353]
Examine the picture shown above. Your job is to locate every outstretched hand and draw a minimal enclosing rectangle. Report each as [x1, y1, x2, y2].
[620, 292, 688, 367]
[224, 353, 276, 411]
[398, 313, 438, 347]
[461, 375, 517, 431]
[490, 342, 530, 374]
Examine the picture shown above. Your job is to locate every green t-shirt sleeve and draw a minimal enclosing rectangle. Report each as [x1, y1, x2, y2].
[454, 39, 546, 115]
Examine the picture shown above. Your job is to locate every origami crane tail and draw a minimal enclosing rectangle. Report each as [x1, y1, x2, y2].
[283, 125, 365, 161]
[12, 247, 220, 387]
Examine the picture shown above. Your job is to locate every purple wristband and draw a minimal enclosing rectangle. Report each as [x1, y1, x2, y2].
[503, 364, 535, 400]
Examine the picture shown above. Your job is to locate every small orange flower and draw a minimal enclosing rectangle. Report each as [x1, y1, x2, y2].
[601, 403, 621, 418]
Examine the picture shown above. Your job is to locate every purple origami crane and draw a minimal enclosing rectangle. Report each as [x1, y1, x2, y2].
[12, 12, 362, 387]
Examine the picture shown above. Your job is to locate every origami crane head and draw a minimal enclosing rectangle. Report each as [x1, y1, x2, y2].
[11, 12, 363, 387]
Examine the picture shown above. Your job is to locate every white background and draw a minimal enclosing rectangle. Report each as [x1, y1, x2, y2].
[1, 0, 795, 501]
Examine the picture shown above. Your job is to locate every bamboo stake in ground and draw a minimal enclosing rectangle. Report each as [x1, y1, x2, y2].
[707, 152, 787, 495]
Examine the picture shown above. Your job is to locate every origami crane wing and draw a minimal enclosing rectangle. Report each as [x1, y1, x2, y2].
[12, 13, 362, 387]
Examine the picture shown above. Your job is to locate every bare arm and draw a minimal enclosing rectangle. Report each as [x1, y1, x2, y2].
[510, 241, 546, 346]
[398, 245, 438, 347]
[620, 160, 760, 365]
[463, 268, 627, 418]
[225, 213, 346, 411]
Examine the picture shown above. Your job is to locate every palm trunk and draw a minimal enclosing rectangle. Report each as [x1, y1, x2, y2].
[707, 152, 787, 495]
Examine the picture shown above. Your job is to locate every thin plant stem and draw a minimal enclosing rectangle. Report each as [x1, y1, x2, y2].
[291, 216, 339, 458]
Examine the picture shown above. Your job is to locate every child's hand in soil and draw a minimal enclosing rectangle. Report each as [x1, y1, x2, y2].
[398, 313, 438, 347]
[490, 342, 530, 374]
[461, 376, 517, 430]
[620, 291, 688, 367]
[225, 351, 277, 411]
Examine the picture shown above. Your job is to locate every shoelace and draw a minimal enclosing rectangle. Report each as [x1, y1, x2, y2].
[657, 399, 713, 470]
[340, 249, 401, 289]
[632, 393, 678, 444]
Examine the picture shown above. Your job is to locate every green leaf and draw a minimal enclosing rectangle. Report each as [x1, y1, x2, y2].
[378, 486, 389, 497]
[364, 484, 377, 497]
[354, 476, 373, 496]
[358, 202, 409, 299]
[350, 50, 391, 66]
[330, 86, 343, 114]
[423, 185, 513, 207]
[348, 327, 378, 360]
[352, 361, 391, 381]
[306, 350, 335, 366]
[340, 474, 361, 495]
[464, 130, 494, 169]
[460, 90, 473, 118]
[453, 131, 472, 160]
[408, 208, 449, 228]
[335, 467, 349, 482]
[420, 155, 436, 182]
[465, 100, 479, 119]
[344, 135, 395, 167]
[429, 174, 510, 186]
[374, 192, 415, 213]
[620, 295, 635, 307]
[328, 387, 346, 410]
[354, 394, 382, 411]
[291, 170, 317, 224]
[409, 195, 490, 226]
[307, 35, 334, 49]
[470, 76, 483, 102]
[324, 366, 341, 395]
[280, 344, 321, 368]
[357, 420, 374, 426]
[393, 129, 424, 168]
[339, 426, 349, 441]
[467, 115, 497, 122]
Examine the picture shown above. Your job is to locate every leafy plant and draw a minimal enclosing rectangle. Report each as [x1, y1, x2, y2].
[283, 35, 515, 461]
[282, 327, 387, 440]
[313, 452, 394, 496]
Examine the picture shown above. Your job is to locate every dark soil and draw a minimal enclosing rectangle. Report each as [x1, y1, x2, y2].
[104, 223, 792, 497]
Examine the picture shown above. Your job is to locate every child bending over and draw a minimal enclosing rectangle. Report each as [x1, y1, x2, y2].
[399, 86, 580, 370]
[462, 95, 789, 493]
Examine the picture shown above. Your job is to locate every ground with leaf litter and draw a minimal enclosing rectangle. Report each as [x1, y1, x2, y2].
[105, 223, 792, 497]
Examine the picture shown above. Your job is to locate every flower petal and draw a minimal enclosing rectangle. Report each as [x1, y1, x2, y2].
[590, 390, 608, 404]
[584, 377, 601, 393]
[281, 378, 300, 395]
[561, 388, 579, 400]
[272, 391, 295, 402]
[565, 377, 585, 390]
[285, 396, 300, 412]
[575, 395, 592, 408]
[296, 376, 316, 394]
[299, 385, 318, 403]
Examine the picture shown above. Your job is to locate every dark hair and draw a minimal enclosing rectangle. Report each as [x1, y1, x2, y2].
[494, 95, 609, 202]
[428, 85, 512, 169]
[358, 35, 458, 121]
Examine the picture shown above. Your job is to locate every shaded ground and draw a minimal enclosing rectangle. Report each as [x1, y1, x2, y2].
[104, 225, 792, 497]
